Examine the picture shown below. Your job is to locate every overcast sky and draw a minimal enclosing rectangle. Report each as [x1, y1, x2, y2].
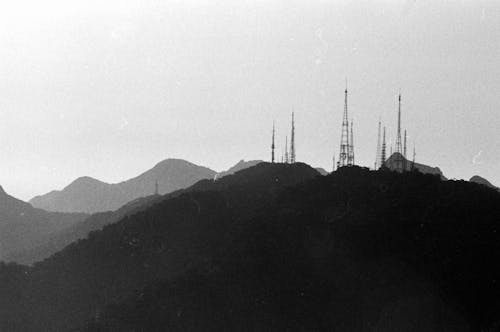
[0, 0, 498, 200]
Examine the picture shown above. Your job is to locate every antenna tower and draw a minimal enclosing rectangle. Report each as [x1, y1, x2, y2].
[271, 121, 275, 163]
[395, 92, 403, 171]
[375, 120, 381, 169]
[380, 127, 387, 168]
[290, 112, 296, 163]
[348, 119, 354, 165]
[411, 146, 416, 171]
[338, 81, 350, 168]
[403, 129, 407, 171]
[284, 136, 289, 164]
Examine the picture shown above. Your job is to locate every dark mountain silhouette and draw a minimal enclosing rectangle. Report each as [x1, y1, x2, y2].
[385, 152, 446, 179]
[470, 175, 498, 190]
[1, 164, 500, 331]
[216, 159, 329, 177]
[8, 160, 313, 265]
[0, 186, 86, 262]
[29, 159, 216, 213]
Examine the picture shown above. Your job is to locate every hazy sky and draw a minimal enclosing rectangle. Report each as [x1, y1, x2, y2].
[0, 0, 498, 200]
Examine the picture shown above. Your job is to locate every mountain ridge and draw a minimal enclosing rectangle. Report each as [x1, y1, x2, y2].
[0, 187, 87, 261]
[30, 159, 217, 213]
[2, 164, 500, 331]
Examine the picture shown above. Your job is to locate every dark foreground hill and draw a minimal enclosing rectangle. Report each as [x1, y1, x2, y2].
[2, 164, 500, 331]
[0, 186, 87, 261]
[29, 159, 216, 213]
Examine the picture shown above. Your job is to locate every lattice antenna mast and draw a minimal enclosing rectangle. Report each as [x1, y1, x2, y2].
[403, 129, 407, 171]
[395, 92, 403, 171]
[348, 119, 354, 166]
[290, 112, 296, 163]
[411, 145, 416, 171]
[375, 120, 381, 169]
[380, 127, 387, 168]
[271, 121, 275, 163]
[155, 180, 159, 195]
[284, 136, 289, 164]
[338, 81, 350, 168]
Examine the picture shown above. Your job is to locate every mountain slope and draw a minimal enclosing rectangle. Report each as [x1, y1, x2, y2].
[30, 159, 216, 213]
[4, 195, 164, 265]
[2, 165, 500, 331]
[87, 167, 500, 332]
[215, 159, 263, 179]
[0, 163, 320, 332]
[0, 186, 87, 261]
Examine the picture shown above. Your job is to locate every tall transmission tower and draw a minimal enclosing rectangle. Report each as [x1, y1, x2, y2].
[395, 92, 403, 172]
[271, 121, 275, 163]
[403, 129, 407, 171]
[411, 146, 416, 171]
[375, 120, 381, 169]
[155, 180, 159, 196]
[290, 112, 296, 163]
[338, 82, 350, 168]
[284, 136, 289, 164]
[348, 119, 354, 166]
[381, 127, 387, 168]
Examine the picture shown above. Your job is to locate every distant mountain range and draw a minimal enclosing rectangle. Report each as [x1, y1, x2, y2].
[30, 159, 216, 214]
[9, 159, 278, 263]
[0, 186, 86, 261]
[30, 158, 321, 214]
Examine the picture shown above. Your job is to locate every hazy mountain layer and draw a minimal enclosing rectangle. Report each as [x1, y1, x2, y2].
[0, 186, 87, 261]
[29, 159, 216, 213]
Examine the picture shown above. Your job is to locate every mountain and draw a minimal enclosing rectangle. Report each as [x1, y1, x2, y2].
[470, 175, 499, 190]
[0, 163, 321, 331]
[3, 195, 164, 265]
[315, 167, 329, 175]
[2, 164, 500, 331]
[0, 186, 86, 261]
[215, 159, 263, 179]
[217, 160, 329, 177]
[9, 160, 311, 265]
[29, 159, 216, 213]
[384, 152, 446, 179]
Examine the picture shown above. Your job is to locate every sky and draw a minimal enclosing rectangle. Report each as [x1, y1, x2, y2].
[0, 0, 498, 201]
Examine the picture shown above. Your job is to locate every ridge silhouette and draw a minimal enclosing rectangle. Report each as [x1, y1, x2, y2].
[0, 164, 500, 330]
